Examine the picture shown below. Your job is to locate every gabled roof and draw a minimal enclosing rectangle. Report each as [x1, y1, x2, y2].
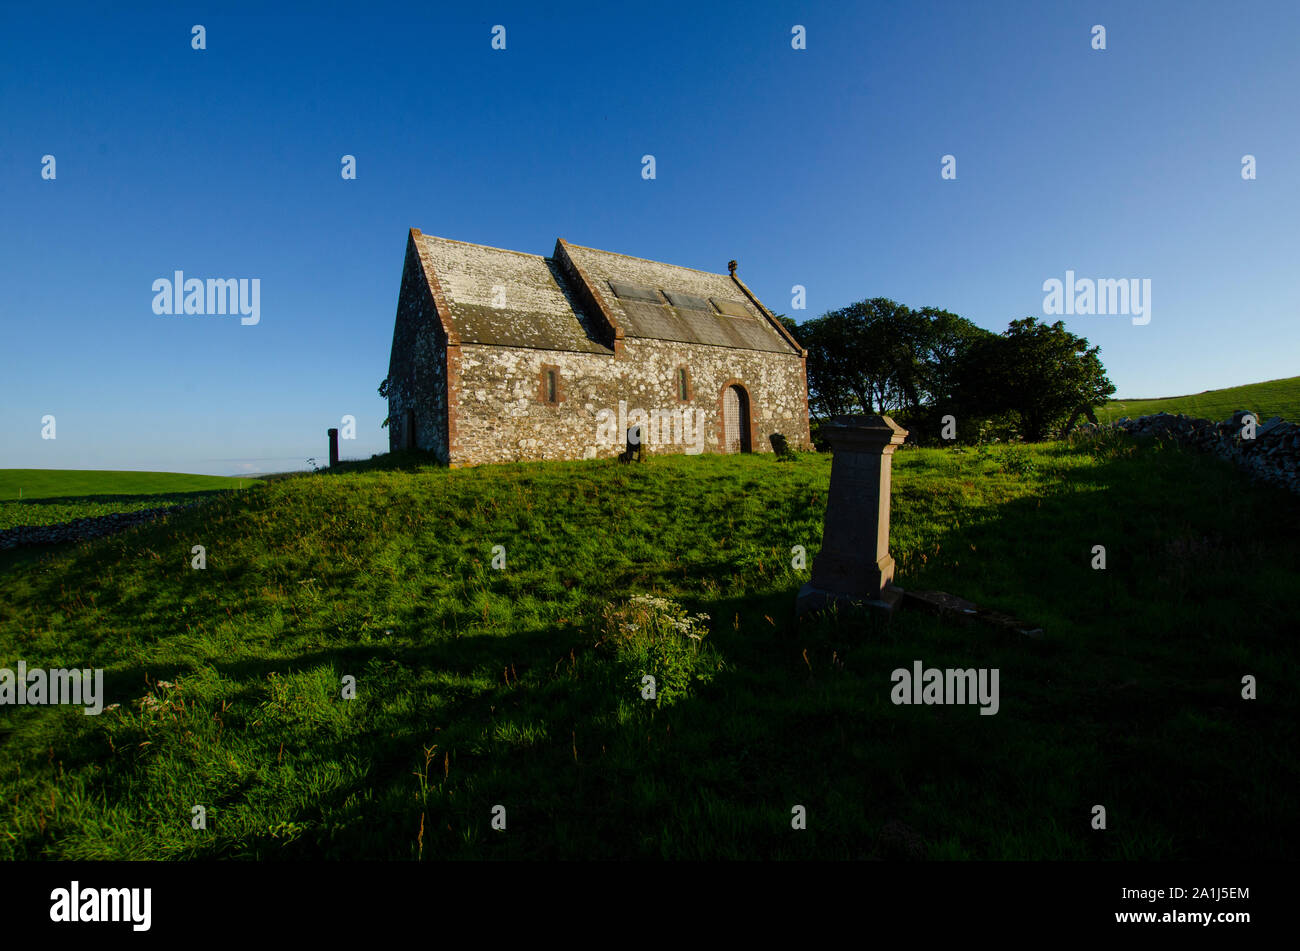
[559, 243, 797, 354]
[416, 234, 612, 354]
[408, 231, 801, 356]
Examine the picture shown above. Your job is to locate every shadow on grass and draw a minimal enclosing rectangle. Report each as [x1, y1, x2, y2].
[3, 439, 1299, 860]
[322, 450, 445, 475]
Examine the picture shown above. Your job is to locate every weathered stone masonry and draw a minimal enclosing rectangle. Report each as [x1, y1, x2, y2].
[387, 230, 811, 467]
[1112, 410, 1300, 495]
[385, 234, 452, 460]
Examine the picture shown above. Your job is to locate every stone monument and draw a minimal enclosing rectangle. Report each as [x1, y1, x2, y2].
[797, 414, 908, 617]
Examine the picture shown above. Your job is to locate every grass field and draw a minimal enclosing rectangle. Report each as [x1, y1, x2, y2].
[1097, 375, 1300, 424]
[0, 470, 262, 532]
[0, 469, 259, 502]
[0, 439, 1296, 860]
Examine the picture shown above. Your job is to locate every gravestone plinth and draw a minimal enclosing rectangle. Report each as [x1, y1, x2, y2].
[798, 414, 908, 618]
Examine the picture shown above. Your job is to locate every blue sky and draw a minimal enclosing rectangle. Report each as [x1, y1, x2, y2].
[2, 0, 1297, 475]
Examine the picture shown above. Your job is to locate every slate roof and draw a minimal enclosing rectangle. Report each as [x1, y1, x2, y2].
[418, 234, 612, 354]
[412, 232, 799, 356]
[560, 243, 795, 354]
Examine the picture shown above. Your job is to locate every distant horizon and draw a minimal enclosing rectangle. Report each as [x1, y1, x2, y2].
[2, 370, 1294, 478]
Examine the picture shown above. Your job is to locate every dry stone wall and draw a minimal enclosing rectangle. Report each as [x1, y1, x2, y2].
[1112, 410, 1300, 494]
[0, 502, 199, 551]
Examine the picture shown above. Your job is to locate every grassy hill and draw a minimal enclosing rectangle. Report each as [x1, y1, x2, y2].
[1097, 375, 1300, 424]
[0, 469, 258, 502]
[0, 442, 1296, 860]
[0, 469, 262, 533]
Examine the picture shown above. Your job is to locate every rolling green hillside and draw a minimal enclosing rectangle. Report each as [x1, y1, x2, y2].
[1097, 375, 1300, 424]
[0, 470, 262, 533]
[0, 469, 259, 502]
[1, 442, 1296, 860]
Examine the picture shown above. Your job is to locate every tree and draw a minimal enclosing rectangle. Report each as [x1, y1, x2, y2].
[952, 318, 1115, 441]
[796, 298, 990, 418]
[913, 306, 991, 409]
[378, 376, 392, 428]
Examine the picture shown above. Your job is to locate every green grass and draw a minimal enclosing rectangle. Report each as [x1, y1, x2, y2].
[0, 440, 1296, 860]
[0, 469, 259, 502]
[0, 469, 262, 531]
[1097, 374, 1300, 424]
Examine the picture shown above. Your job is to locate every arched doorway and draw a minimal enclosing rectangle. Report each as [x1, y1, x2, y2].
[720, 383, 751, 453]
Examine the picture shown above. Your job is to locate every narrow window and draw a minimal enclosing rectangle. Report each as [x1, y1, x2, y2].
[541, 365, 561, 405]
[676, 367, 691, 402]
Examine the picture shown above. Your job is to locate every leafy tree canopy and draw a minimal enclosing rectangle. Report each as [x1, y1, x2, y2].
[951, 317, 1115, 441]
[793, 298, 991, 418]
